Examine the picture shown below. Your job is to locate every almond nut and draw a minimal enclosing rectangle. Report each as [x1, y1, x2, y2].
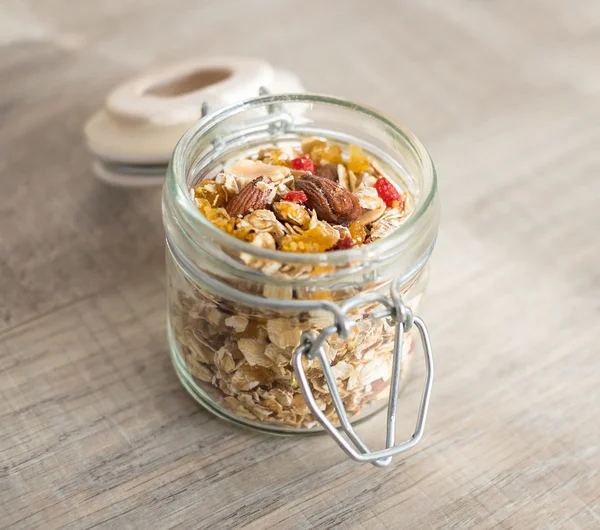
[226, 177, 272, 217]
[315, 163, 338, 182]
[295, 174, 361, 226]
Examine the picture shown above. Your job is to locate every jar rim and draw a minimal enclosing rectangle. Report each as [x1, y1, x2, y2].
[167, 93, 437, 266]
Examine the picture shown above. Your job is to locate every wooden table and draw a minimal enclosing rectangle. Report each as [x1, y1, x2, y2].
[2, 1, 599, 528]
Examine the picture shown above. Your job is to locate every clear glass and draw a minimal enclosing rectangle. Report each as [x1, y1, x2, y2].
[162, 94, 439, 434]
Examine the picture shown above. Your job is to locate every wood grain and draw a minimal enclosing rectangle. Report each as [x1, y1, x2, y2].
[1, 0, 599, 528]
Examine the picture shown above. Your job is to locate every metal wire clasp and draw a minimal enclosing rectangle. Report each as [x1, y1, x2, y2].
[291, 277, 434, 467]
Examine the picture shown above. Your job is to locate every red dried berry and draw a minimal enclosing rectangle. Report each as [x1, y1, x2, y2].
[283, 190, 307, 203]
[331, 236, 355, 251]
[290, 155, 315, 173]
[374, 177, 402, 207]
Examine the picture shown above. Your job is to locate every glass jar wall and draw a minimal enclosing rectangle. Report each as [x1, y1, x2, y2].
[162, 94, 438, 433]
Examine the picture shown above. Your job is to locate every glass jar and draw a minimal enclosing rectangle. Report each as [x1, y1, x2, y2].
[162, 94, 439, 464]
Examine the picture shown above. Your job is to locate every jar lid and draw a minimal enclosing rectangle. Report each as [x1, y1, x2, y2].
[84, 57, 305, 187]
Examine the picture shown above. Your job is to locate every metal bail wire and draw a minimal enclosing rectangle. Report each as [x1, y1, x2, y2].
[291, 277, 434, 467]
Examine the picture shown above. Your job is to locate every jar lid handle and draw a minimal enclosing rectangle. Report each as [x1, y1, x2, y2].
[291, 277, 434, 467]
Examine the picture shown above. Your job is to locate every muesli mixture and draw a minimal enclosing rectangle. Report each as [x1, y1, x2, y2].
[191, 138, 409, 253]
[170, 138, 419, 428]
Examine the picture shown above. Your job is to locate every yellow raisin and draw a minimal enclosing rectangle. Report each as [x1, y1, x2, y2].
[193, 181, 227, 207]
[347, 145, 370, 173]
[309, 143, 343, 165]
[195, 198, 236, 234]
[257, 147, 276, 160]
[302, 139, 327, 155]
[306, 224, 339, 250]
[348, 221, 367, 246]
[280, 236, 321, 253]
[232, 226, 254, 241]
[281, 225, 339, 253]
[312, 265, 336, 275]
[258, 148, 291, 167]
[321, 144, 343, 164]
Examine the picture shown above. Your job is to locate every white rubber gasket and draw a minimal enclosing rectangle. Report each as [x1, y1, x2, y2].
[84, 58, 306, 188]
[91, 160, 166, 188]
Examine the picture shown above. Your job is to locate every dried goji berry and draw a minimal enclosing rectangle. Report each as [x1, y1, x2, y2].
[374, 177, 402, 207]
[330, 236, 354, 251]
[283, 190, 307, 203]
[290, 155, 315, 173]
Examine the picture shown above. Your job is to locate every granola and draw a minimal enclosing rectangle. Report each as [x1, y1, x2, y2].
[171, 138, 420, 429]
[191, 138, 413, 252]
[171, 274, 420, 429]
